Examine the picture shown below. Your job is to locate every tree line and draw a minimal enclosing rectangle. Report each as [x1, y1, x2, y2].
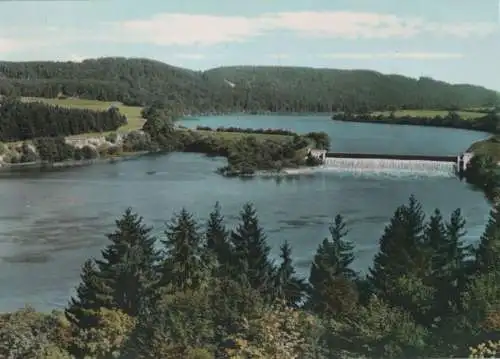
[0, 98, 126, 141]
[3, 195, 500, 358]
[332, 111, 500, 134]
[0, 57, 497, 114]
[196, 126, 298, 136]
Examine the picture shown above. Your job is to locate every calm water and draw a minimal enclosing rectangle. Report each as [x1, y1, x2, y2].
[0, 115, 492, 312]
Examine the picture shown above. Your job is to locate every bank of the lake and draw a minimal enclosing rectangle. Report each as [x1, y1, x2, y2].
[0, 115, 492, 313]
[0, 151, 151, 173]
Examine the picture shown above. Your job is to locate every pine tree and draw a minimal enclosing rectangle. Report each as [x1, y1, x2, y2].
[308, 214, 358, 316]
[369, 195, 426, 297]
[445, 208, 470, 279]
[437, 208, 469, 317]
[475, 202, 500, 274]
[205, 201, 231, 272]
[275, 241, 307, 307]
[423, 209, 447, 277]
[65, 259, 112, 329]
[159, 208, 207, 293]
[96, 208, 159, 317]
[229, 202, 275, 299]
[66, 208, 159, 327]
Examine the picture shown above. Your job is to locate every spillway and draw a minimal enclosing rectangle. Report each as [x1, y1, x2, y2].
[323, 157, 456, 176]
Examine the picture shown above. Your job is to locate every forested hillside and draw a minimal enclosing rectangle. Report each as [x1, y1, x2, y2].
[0, 57, 497, 113]
[206, 66, 499, 112]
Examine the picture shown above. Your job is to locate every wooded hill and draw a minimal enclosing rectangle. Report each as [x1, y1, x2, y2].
[0, 57, 497, 113]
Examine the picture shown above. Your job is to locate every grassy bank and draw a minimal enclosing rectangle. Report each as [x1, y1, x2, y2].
[21, 97, 146, 137]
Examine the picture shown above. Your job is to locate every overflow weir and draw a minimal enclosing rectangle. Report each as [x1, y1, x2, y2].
[307, 150, 472, 175]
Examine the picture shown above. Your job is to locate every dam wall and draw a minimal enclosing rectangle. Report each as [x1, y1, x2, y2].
[326, 152, 457, 162]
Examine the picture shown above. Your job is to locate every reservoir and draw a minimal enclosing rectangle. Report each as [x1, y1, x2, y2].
[0, 115, 492, 312]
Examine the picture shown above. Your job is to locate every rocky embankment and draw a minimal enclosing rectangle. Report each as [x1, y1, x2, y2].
[0, 130, 149, 170]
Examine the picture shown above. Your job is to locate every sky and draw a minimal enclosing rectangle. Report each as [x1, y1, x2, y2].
[0, 0, 499, 90]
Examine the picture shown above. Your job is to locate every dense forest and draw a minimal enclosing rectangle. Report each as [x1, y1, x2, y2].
[0, 98, 126, 141]
[3, 195, 500, 358]
[0, 57, 498, 113]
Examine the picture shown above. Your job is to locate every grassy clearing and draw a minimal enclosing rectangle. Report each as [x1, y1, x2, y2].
[21, 97, 146, 133]
[370, 109, 485, 120]
[191, 129, 291, 142]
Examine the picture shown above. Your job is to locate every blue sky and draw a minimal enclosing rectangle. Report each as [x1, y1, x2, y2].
[0, 0, 499, 90]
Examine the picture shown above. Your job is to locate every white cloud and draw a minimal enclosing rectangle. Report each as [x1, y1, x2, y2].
[320, 52, 465, 60]
[174, 53, 206, 60]
[112, 13, 270, 46]
[107, 11, 499, 46]
[0, 11, 498, 53]
[266, 12, 423, 39]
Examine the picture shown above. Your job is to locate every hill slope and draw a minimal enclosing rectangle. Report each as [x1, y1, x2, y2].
[0, 57, 497, 113]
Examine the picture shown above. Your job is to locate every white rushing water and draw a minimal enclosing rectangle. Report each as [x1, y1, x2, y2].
[322, 157, 456, 177]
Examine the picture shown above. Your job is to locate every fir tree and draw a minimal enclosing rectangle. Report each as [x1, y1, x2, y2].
[229, 202, 275, 299]
[159, 208, 207, 292]
[437, 208, 469, 317]
[308, 214, 358, 315]
[96, 208, 159, 317]
[66, 208, 159, 324]
[475, 202, 500, 274]
[65, 259, 112, 329]
[275, 241, 307, 307]
[423, 209, 448, 278]
[369, 195, 427, 297]
[205, 201, 231, 272]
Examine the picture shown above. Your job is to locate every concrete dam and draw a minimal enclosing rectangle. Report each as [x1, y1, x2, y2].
[308, 150, 472, 175]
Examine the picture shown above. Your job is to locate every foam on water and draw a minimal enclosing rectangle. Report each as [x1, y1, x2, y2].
[322, 157, 456, 178]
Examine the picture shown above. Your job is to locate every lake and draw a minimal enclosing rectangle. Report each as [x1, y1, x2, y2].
[0, 114, 492, 312]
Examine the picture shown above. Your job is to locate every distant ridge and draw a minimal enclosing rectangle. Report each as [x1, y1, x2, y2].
[0, 57, 497, 113]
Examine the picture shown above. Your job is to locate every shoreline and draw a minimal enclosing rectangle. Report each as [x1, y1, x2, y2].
[0, 151, 151, 173]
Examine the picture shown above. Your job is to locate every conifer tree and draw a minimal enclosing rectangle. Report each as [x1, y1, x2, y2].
[423, 209, 447, 277]
[66, 208, 159, 325]
[159, 208, 207, 292]
[431, 208, 469, 320]
[229, 202, 275, 299]
[96, 208, 159, 316]
[308, 214, 358, 315]
[475, 202, 500, 274]
[275, 241, 307, 307]
[205, 201, 231, 272]
[65, 259, 112, 329]
[369, 195, 426, 297]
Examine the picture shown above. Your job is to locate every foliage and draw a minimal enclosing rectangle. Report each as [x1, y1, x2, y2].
[226, 302, 323, 359]
[73, 308, 136, 359]
[464, 154, 500, 202]
[328, 296, 428, 359]
[0, 307, 72, 359]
